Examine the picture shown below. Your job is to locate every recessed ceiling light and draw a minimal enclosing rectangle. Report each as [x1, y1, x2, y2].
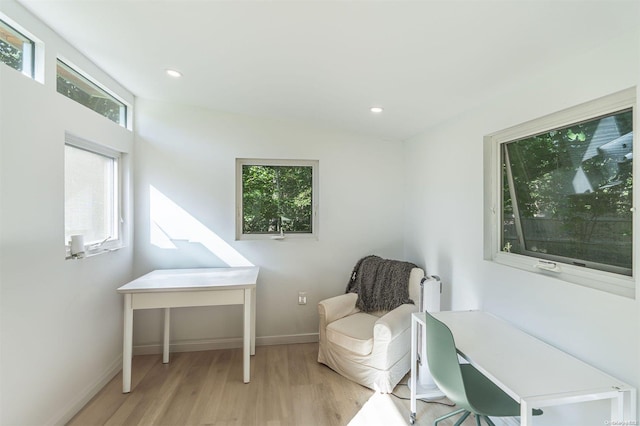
[370, 107, 383, 113]
[166, 69, 182, 78]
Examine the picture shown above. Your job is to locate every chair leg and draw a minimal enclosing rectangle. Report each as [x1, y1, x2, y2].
[482, 415, 496, 426]
[434, 408, 467, 426]
[474, 414, 482, 426]
[452, 411, 471, 426]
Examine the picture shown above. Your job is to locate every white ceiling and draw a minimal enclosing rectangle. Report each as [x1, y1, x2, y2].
[16, 0, 639, 141]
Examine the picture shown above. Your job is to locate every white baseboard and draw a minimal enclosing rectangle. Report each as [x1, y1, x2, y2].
[49, 355, 123, 426]
[133, 332, 319, 355]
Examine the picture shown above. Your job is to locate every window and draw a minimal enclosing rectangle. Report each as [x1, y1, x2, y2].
[236, 159, 318, 240]
[484, 88, 635, 298]
[65, 134, 122, 255]
[0, 18, 34, 77]
[57, 59, 127, 127]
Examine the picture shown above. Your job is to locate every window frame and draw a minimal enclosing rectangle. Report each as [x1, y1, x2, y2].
[483, 88, 636, 298]
[56, 58, 129, 128]
[65, 133, 124, 257]
[0, 17, 34, 77]
[0, 13, 43, 82]
[235, 158, 319, 241]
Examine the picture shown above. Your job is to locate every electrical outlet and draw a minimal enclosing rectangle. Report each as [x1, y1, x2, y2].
[298, 291, 307, 305]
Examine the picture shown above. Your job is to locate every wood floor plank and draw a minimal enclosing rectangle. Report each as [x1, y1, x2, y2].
[67, 343, 471, 426]
[184, 349, 232, 425]
[69, 355, 158, 426]
[256, 345, 294, 426]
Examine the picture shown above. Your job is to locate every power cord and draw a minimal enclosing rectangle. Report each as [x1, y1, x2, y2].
[391, 382, 456, 407]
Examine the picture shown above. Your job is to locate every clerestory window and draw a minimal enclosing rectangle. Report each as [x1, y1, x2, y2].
[57, 59, 128, 127]
[0, 17, 34, 78]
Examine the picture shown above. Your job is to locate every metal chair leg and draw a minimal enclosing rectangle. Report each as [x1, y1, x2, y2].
[434, 408, 467, 426]
[483, 415, 496, 426]
[452, 411, 471, 426]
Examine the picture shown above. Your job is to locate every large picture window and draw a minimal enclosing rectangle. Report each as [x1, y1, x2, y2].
[236, 159, 318, 240]
[484, 88, 635, 298]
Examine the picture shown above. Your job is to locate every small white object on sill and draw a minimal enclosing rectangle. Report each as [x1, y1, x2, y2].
[69, 235, 85, 259]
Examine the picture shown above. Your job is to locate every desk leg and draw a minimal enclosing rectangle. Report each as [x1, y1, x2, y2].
[122, 294, 133, 393]
[163, 308, 170, 364]
[243, 288, 251, 383]
[611, 392, 623, 422]
[250, 287, 256, 356]
[409, 316, 417, 424]
[630, 388, 637, 422]
[611, 388, 636, 423]
[521, 400, 533, 426]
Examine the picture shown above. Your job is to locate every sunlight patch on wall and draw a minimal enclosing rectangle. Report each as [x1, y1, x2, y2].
[149, 185, 253, 267]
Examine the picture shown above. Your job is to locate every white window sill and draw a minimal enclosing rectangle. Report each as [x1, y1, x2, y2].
[491, 251, 635, 299]
[236, 233, 318, 241]
[65, 245, 124, 260]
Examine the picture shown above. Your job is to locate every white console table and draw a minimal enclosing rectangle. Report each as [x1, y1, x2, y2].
[117, 267, 259, 393]
[410, 311, 636, 425]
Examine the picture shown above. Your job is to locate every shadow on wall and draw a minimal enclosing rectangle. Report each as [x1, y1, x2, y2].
[149, 185, 253, 267]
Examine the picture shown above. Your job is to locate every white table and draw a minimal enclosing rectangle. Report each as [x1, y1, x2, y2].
[410, 311, 636, 425]
[117, 267, 259, 393]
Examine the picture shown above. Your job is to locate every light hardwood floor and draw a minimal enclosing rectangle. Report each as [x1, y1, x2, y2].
[68, 343, 475, 426]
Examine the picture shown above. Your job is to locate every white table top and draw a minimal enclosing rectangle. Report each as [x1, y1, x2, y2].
[117, 267, 259, 293]
[423, 311, 631, 403]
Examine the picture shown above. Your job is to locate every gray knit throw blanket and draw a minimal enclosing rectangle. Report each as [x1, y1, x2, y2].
[345, 255, 416, 312]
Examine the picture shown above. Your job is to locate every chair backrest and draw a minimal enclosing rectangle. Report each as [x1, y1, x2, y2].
[424, 311, 472, 411]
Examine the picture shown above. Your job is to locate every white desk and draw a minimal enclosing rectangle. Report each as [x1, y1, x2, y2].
[117, 267, 259, 393]
[410, 311, 636, 425]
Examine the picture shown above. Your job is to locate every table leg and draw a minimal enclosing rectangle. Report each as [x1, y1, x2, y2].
[163, 308, 170, 364]
[250, 287, 256, 356]
[629, 388, 637, 422]
[611, 393, 622, 422]
[122, 294, 133, 393]
[243, 288, 251, 383]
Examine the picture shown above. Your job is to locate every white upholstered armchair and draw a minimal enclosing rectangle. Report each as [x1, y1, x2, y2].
[317, 266, 424, 393]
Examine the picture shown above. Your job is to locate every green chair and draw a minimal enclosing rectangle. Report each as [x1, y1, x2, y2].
[424, 311, 542, 426]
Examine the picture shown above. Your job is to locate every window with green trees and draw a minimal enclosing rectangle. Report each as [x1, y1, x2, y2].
[502, 108, 633, 276]
[0, 18, 34, 77]
[56, 59, 127, 127]
[485, 88, 635, 298]
[236, 159, 318, 239]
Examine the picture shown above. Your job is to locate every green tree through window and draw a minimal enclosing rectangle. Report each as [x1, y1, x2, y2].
[0, 19, 34, 76]
[56, 60, 126, 126]
[241, 164, 314, 235]
[502, 109, 633, 275]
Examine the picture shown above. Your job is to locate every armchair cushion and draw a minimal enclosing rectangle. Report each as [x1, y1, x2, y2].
[326, 312, 378, 356]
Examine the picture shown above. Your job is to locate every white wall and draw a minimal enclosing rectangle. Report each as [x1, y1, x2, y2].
[403, 29, 639, 425]
[132, 98, 406, 350]
[0, 1, 135, 424]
